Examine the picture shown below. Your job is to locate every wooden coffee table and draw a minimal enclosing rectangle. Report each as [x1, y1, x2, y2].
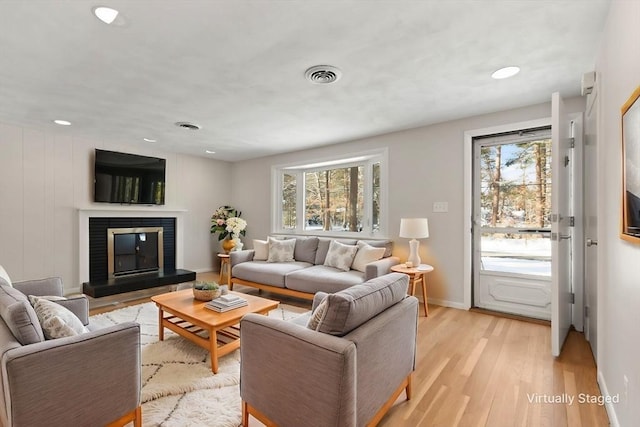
[151, 289, 279, 373]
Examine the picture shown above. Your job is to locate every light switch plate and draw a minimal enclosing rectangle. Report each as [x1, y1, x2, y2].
[433, 201, 449, 212]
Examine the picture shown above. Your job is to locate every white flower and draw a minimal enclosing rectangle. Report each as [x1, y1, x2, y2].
[226, 217, 247, 236]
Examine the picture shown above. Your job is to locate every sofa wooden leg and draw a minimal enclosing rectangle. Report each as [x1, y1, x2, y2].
[406, 374, 412, 400]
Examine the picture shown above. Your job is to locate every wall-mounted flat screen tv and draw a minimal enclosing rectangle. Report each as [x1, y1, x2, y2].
[94, 149, 166, 205]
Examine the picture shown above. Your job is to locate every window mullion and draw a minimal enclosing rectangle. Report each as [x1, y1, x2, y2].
[363, 161, 372, 234]
[296, 171, 305, 232]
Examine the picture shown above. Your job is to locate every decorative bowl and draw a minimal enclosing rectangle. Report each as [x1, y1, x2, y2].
[193, 288, 222, 301]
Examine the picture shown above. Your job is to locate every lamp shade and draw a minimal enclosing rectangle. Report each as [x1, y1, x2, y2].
[399, 218, 429, 239]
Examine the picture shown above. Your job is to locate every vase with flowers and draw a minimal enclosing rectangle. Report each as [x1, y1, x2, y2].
[210, 206, 247, 253]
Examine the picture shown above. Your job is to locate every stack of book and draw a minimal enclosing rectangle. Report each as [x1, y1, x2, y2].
[205, 294, 248, 312]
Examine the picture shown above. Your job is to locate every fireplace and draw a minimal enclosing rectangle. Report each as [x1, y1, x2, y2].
[107, 227, 164, 278]
[81, 215, 195, 298]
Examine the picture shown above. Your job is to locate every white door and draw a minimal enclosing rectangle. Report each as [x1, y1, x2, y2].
[551, 92, 574, 357]
[584, 86, 599, 360]
[473, 128, 553, 319]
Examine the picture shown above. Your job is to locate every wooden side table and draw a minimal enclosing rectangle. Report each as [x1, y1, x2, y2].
[391, 263, 434, 316]
[217, 253, 231, 286]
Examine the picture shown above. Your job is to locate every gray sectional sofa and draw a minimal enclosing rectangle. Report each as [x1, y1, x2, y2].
[230, 236, 400, 300]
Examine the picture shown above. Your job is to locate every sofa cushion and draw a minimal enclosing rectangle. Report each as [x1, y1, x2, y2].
[315, 238, 358, 265]
[351, 242, 386, 273]
[0, 265, 12, 287]
[233, 261, 312, 288]
[0, 284, 45, 345]
[357, 239, 393, 258]
[324, 240, 358, 271]
[267, 237, 296, 262]
[315, 273, 409, 336]
[286, 265, 364, 294]
[292, 236, 319, 264]
[28, 295, 88, 339]
[253, 239, 269, 261]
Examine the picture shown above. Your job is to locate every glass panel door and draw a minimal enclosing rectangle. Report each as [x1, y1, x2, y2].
[473, 128, 553, 319]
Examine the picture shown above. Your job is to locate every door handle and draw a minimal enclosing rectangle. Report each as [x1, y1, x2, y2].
[586, 238, 598, 247]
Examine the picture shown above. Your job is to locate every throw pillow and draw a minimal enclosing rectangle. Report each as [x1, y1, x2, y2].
[253, 239, 269, 261]
[306, 298, 328, 330]
[29, 295, 88, 339]
[351, 242, 386, 273]
[323, 240, 358, 272]
[315, 273, 409, 336]
[0, 285, 45, 345]
[0, 265, 12, 287]
[266, 237, 296, 262]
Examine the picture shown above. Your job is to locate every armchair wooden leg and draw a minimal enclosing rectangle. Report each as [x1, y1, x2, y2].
[106, 406, 141, 427]
[242, 401, 248, 427]
[406, 374, 412, 400]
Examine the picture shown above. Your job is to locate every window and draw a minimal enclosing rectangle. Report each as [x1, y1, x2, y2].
[273, 150, 387, 237]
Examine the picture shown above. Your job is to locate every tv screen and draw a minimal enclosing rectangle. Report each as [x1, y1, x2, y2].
[94, 149, 166, 205]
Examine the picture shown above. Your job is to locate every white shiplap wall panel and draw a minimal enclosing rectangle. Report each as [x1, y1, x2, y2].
[0, 124, 24, 280]
[22, 128, 47, 279]
[52, 135, 76, 286]
[43, 133, 56, 277]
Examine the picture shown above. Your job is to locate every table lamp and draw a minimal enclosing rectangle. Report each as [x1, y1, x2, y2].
[399, 218, 429, 267]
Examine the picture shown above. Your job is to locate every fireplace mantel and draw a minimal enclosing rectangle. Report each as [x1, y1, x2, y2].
[78, 207, 187, 286]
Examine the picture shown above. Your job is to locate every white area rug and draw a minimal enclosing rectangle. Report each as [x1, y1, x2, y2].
[90, 301, 307, 427]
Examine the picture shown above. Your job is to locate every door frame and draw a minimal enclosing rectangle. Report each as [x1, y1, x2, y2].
[464, 116, 585, 330]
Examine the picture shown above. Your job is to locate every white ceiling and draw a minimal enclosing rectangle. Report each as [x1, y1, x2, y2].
[0, 0, 610, 162]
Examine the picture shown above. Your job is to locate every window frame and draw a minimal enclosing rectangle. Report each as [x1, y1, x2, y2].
[271, 148, 388, 238]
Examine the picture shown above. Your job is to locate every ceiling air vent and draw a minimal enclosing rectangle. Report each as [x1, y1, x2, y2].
[175, 121, 201, 130]
[305, 65, 342, 84]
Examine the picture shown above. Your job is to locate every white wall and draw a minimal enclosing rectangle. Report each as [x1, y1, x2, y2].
[0, 121, 232, 292]
[594, 1, 640, 425]
[232, 97, 585, 308]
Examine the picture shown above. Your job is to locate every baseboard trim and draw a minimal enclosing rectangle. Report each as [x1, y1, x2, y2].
[427, 297, 467, 310]
[598, 370, 619, 427]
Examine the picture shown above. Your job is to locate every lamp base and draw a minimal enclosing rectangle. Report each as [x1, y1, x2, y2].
[407, 239, 421, 267]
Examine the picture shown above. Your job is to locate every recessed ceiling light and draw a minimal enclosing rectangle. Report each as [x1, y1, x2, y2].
[491, 66, 520, 80]
[93, 6, 119, 25]
[143, 138, 157, 143]
[53, 119, 71, 126]
[205, 150, 216, 154]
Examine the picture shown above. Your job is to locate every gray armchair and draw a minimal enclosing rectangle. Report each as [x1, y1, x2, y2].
[240, 273, 418, 427]
[0, 272, 141, 427]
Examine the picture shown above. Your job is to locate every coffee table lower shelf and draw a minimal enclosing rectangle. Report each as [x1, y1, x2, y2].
[151, 290, 279, 374]
[160, 314, 242, 371]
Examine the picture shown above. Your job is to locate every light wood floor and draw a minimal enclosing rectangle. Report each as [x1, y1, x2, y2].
[90, 272, 609, 427]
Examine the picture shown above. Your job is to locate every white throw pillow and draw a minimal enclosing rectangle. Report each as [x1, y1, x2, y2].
[267, 237, 296, 262]
[253, 239, 269, 261]
[306, 298, 328, 331]
[351, 242, 386, 273]
[0, 265, 12, 287]
[28, 295, 88, 339]
[324, 240, 358, 272]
